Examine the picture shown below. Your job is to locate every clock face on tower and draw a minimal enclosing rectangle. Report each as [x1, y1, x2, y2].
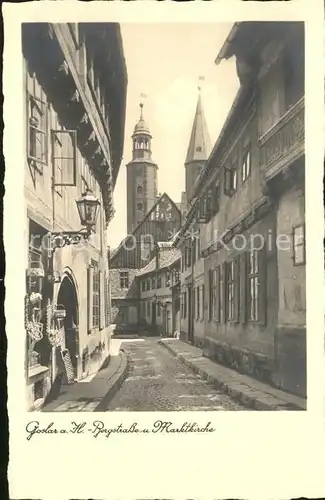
[151, 197, 173, 221]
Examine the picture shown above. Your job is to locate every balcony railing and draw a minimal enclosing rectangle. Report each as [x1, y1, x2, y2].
[259, 97, 304, 181]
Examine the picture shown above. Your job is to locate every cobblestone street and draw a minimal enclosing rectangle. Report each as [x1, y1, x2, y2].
[105, 337, 247, 411]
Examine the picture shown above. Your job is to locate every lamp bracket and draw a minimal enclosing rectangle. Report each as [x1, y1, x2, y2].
[49, 228, 91, 255]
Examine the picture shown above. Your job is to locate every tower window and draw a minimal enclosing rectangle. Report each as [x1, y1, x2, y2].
[137, 203, 143, 211]
[137, 185, 143, 194]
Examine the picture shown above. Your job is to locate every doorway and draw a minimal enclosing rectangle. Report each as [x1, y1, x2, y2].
[56, 274, 79, 379]
[152, 302, 156, 328]
[188, 285, 194, 344]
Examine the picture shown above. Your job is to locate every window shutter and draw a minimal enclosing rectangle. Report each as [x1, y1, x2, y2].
[258, 247, 267, 326]
[216, 266, 221, 322]
[87, 265, 93, 333]
[240, 252, 248, 324]
[224, 167, 231, 196]
[208, 270, 212, 321]
[234, 256, 240, 323]
[220, 262, 227, 323]
[99, 270, 104, 330]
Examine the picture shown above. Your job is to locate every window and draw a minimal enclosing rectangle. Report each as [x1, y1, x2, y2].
[51, 129, 77, 193]
[92, 261, 100, 328]
[152, 276, 156, 289]
[293, 224, 305, 265]
[224, 162, 238, 197]
[147, 301, 151, 316]
[196, 146, 202, 152]
[157, 275, 162, 289]
[141, 280, 146, 292]
[259, 68, 282, 135]
[241, 147, 251, 183]
[147, 278, 151, 291]
[226, 261, 235, 321]
[119, 271, 129, 289]
[137, 203, 143, 211]
[248, 250, 259, 321]
[137, 185, 143, 194]
[27, 72, 48, 164]
[183, 291, 187, 319]
[157, 303, 161, 317]
[196, 286, 200, 320]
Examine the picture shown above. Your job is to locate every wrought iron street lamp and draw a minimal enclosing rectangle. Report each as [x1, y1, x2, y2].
[49, 189, 100, 257]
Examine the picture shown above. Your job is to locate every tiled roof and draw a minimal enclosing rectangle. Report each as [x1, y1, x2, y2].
[136, 247, 181, 277]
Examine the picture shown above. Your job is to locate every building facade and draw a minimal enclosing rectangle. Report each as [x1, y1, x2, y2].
[177, 22, 305, 397]
[23, 22, 127, 410]
[110, 193, 181, 333]
[137, 242, 181, 336]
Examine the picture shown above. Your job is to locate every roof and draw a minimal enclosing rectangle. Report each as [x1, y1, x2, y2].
[136, 246, 181, 277]
[215, 23, 240, 65]
[175, 84, 251, 244]
[133, 103, 151, 136]
[109, 192, 181, 263]
[185, 93, 211, 164]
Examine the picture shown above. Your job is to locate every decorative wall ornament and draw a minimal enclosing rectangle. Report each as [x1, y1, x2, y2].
[26, 321, 43, 342]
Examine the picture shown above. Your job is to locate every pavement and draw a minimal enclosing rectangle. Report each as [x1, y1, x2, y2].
[41, 335, 306, 412]
[159, 338, 306, 411]
[104, 337, 246, 411]
[42, 340, 128, 412]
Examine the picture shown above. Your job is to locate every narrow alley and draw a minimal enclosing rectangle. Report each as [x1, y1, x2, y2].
[104, 337, 247, 411]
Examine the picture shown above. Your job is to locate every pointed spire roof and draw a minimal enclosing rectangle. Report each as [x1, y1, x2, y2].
[185, 93, 211, 164]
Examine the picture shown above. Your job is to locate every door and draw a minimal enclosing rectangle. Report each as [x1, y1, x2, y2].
[57, 274, 79, 379]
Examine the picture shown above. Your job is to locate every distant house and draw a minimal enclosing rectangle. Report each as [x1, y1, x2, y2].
[109, 193, 181, 333]
[136, 241, 181, 336]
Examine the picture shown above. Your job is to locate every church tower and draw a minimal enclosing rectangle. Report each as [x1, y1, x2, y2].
[126, 103, 158, 234]
[184, 91, 211, 206]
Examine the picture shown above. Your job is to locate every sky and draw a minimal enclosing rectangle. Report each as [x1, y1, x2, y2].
[107, 23, 240, 249]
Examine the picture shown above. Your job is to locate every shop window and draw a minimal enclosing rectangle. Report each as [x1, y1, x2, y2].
[293, 224, 305, 265]
[119, 271, 129, 289]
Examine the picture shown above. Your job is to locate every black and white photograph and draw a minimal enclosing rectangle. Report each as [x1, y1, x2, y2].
[21, 20, 307, 413]
[4, 1, 325, 499]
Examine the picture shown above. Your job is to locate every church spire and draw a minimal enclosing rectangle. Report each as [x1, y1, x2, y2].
[185, 90, 211, 164]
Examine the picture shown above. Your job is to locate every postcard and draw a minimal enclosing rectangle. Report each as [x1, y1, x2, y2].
[3, 0, 325, 498]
